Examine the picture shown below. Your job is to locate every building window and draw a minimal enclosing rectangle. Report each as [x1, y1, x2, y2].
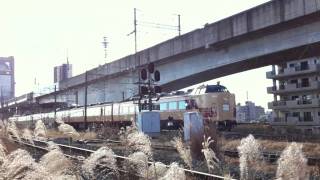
[291, 95, 299, 100]
[292, 112, 300, 121]
[318, 112, 320, 116]
[303, 112, 313, 122]
[300, 61, 308, 70]
[168, 102, 177, 110]
[301, 78, 309, 87]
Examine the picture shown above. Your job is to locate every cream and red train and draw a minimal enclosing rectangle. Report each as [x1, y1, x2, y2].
[9, 84, 236, 130]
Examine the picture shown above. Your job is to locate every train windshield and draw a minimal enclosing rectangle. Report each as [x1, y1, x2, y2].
[205, 85, 228, 93]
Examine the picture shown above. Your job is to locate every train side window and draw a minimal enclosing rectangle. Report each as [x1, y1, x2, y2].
[105, 106, 111, 115]
[153, 104, 160, 110]
[160, 103, 167, 110]
[168, 102, 177, 110]
[178, 101, 186, 110]
[129, 106, 135, 114]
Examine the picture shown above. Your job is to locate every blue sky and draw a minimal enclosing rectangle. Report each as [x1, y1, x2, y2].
[0, 0, 272, 109]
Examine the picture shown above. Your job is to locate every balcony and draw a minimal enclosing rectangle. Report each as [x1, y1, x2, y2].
[266, 64, 320, 79]
[267, 81, 320, 94]
[268, 99, 320, 109]
[270, 116, 299, 126]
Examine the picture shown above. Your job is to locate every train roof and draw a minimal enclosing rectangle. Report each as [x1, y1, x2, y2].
[189, 84, 229, 95]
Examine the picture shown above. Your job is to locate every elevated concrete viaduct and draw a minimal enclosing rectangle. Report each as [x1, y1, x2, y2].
[37, 0, 320, 107]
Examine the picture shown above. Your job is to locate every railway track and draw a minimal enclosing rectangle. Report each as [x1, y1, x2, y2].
[222, 149, 320, 166]
[12, 137, 234, 180]
[221, 131, 320, 142]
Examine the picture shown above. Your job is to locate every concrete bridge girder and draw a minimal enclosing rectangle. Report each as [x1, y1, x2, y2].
[37, 0, 320, 106]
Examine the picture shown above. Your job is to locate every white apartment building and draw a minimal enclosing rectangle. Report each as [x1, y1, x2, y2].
[266, 57, 320, 134]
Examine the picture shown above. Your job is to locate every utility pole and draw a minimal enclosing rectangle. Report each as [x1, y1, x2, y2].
[148, 70, 152, 111]
[178, 14, 181, 36]
[134, 8, 137, 53]
[0, 87, 3, 123]
[84, 71, 88, 130]
[133, 8, 142, 112]
[54, 85, 57, 118]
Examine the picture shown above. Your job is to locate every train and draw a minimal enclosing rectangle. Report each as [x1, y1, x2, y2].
[9, 84, 237, 131]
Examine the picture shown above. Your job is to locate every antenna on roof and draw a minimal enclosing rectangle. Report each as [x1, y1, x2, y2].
[246, 91, 249, 101]
[102, 36, 108, 61]
[66, 48, 69, 65]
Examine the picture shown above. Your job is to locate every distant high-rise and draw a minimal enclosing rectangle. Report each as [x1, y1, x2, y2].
[54, 63, 72, 83]
[0, 56, 15, 101]
[236, 101, 265, 122]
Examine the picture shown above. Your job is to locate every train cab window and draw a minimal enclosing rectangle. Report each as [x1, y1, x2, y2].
[168, 102, 177, 110]
[223, 104, 230, 112]
[160, 103, 167, 111]
[153, 104, 160, 110]
[178, 101, 186, 110]
[205, 85, 227, 93]
[186, 99, 198, 110]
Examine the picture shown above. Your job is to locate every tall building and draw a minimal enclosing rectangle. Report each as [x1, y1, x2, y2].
[266, 57, 320, 134]
[54, 63, 72, 83]
[236, 101, 265, 122]
[0, 56, 15, 101]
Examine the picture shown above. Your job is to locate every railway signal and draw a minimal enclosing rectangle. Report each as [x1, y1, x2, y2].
[154, 70, 160, 82]
[139, 63, 161, 111]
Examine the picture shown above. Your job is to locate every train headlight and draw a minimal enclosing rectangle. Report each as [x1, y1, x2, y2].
[167, 121, 173, 126]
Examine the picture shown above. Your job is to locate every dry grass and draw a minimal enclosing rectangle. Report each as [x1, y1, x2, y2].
[7, 121, 21, 142]
[148, 162, 167, 179]
[232, 124, 273, 134]
[160, 162, 185, 180]
[40, 147, 73, 176]
[22, 128, 34, 144]
[0, 149, 49, 179]
[34, 120, 47, 138]
[47, 129, 98, 141]
[127, 131, 153, 158]
[0, 140, 7, 165]
[81, 131, 97, 140]
[124, 151, 149, 178]
[58, 123, 80, 138]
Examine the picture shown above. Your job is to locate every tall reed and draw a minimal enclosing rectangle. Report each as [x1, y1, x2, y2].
[34, 120, 47, 138]
[202, 136, 220, 173]
[237, 134, 263, 180]
[160, 162, 186, 180]
[276, 142, 308, 180]
[172, 136, 192, 169]
[82, 146, 118, 179]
